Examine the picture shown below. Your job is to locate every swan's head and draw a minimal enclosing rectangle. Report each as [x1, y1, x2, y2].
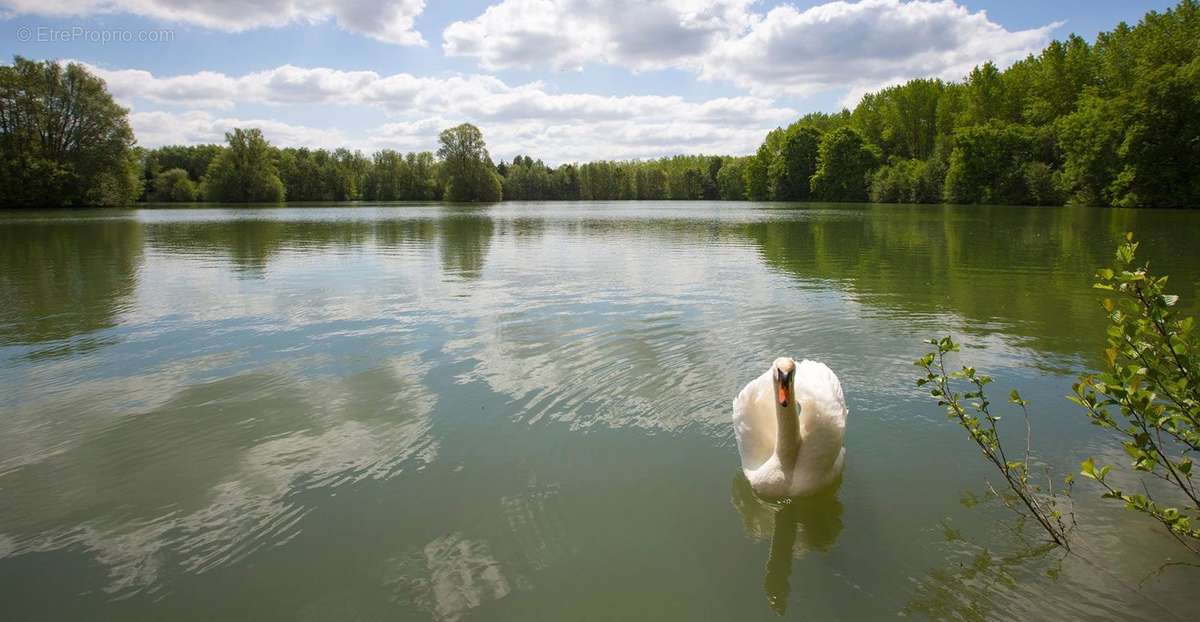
[771, 357, 796, 408]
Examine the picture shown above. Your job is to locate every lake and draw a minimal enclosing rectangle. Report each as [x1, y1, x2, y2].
[1, 202, 1198, 620]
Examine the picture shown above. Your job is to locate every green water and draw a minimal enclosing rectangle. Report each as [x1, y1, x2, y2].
[1, 202, 1198, 620]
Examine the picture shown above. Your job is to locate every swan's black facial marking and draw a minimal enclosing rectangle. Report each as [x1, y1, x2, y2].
[772, 357, 796, 407]
[775, 367, 794, 407]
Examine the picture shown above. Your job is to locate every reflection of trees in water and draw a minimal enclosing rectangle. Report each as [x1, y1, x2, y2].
[0, 218, 143, 346]
[141, 211, 499, 281]
[375, 218, 437, 248]
[730, 474, 843, 615]
[145, 217, 444, 273]
[496, 216, 546, 242]
[144, 218, 380, 274]
[902, 520, 1059, 622]
[437, 208, 495, 279]
[902, 495, 1198, 622]
[121, 203, 1199, 364]
[741, 204, 1198, 362]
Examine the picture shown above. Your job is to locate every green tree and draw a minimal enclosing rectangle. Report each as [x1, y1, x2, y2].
[328, 148, 369, 201]
[1021, 35, 1096, 125]
[792, 110, 851, 133]
[410, 151, 442, 200]
[0, 56, 139, 206]
[890, 79, 945, 160]
[716, 157, 747, 200]
[1054, 93, 1129, 206]
[960, 61, 1017, 126]
[743, 150, 769, 201]
[150, 168, 198, 202]
[551, 163, 580, 200]
[200, 128, 285, 203]
[1021, 161, 1061, 206]
[810, 127, 878, 201]
[142, 144, 220, 185]
[277, 147, 323, 201]
[437, 123, 502, 202]
[502, 155, 556, 200]
[364, 149, 403, 200]
[942, 122, 1042, 205]
[754, 128, 786, 200]
[869, 158, 939, 203]
[768, 126, 821, 200]
[1107, 58, 1200, 208]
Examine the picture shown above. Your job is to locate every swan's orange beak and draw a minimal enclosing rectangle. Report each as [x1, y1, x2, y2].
[777, 385, 790, 408]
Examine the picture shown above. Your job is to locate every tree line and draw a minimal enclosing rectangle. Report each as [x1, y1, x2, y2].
[744, 0, 1199, 208]
[136, 125, 487, 203]
[2, 1, 1196, 208]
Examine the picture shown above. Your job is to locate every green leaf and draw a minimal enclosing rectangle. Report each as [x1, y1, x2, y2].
[1080, 457, 1097, 479]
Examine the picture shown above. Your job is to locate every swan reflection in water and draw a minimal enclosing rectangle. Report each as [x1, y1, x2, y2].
[730, 474, 843, 615]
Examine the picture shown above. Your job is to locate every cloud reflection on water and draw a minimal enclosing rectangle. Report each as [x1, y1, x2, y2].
[0, 355, 438, 595]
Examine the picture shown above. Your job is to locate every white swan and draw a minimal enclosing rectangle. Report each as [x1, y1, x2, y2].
[733, 357, 848, 498]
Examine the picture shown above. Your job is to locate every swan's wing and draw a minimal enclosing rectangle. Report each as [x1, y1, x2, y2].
[794, 360, 848, 427]
[732, 370, 775, 471]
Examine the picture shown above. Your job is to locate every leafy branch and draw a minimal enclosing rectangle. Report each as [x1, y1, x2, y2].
[1071, 233, 1200, 554]
[916, 336, 1073, 548]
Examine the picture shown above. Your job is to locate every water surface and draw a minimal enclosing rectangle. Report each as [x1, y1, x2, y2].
[2, 202, 1198, 620]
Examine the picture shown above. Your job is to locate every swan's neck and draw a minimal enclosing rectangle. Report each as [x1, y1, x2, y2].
[774, 400, 800, 467]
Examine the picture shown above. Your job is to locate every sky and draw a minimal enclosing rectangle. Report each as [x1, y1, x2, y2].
[0, 0, 1179, 164]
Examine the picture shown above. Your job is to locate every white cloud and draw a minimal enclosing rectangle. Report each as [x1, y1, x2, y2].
[247, 64, 384, 104]
[702, 0, 1062, 96]
[130, 109, 348, 148]
[364, 117, 451, 153]
[99, 63, 796, 162]
[443, 0, 756, 71]
[90, 63, 792, 122]
[444, 0, 1059, 96]
[0, 0, 427, 45]
[86, 66, 241, 108]
[86, 63, 379, 107]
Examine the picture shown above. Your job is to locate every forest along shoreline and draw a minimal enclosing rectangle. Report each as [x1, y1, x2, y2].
[1, 1, 1197, 209]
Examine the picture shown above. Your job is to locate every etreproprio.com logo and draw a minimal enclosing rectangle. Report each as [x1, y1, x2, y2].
[17, 26, 175, 44]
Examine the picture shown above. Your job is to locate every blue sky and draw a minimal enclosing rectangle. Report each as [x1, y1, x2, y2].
[0, 1, 1178, 163]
